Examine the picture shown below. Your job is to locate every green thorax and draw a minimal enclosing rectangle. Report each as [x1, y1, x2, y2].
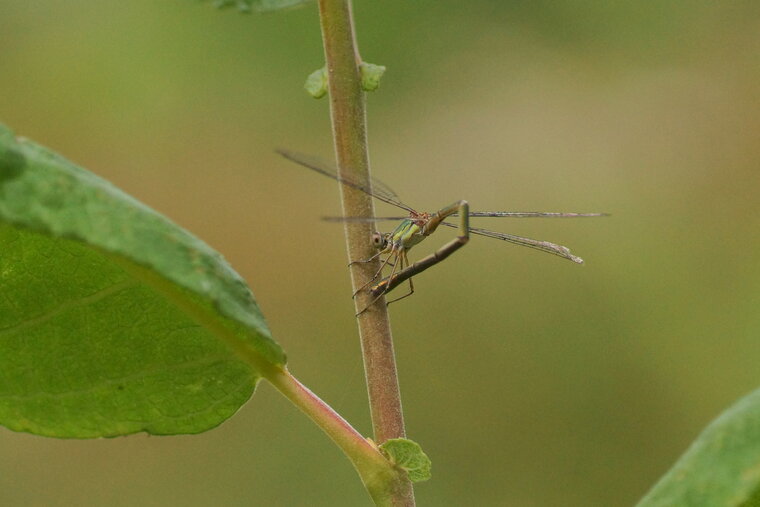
[390, 218, 427, 250]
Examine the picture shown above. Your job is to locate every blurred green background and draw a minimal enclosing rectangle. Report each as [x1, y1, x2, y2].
[2, 0, 759, 505]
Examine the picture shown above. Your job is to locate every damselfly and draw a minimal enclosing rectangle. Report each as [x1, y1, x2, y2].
[277, 149, 605, 312]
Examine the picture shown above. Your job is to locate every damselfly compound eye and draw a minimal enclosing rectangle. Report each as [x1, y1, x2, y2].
[371, 232, 385, 249]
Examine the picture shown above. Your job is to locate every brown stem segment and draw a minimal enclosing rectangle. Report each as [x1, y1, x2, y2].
[316, 0, 414, 504]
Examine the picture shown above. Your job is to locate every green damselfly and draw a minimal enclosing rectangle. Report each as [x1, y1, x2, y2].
[277, 149, 605, 310]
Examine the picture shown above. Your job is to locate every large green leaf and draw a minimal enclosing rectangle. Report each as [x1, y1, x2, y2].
[0, 123, 284, 438]
[638, 387, 760, 506]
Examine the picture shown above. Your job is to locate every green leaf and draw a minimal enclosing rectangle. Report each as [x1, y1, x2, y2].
[359, 62, 386, 92]
[0, 123, 284, 438]
[304, 66, 328, 99]
[379, 438, 432, 483]
[204, 0, 312, 13]
[638, 387, 760, 506]
[255, 0, 311, 11]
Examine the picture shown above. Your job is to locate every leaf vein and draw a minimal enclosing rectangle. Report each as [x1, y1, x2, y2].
[0, 279, 139, 336]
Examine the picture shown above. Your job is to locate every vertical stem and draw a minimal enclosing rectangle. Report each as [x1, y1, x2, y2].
[316, 0, 414, 504]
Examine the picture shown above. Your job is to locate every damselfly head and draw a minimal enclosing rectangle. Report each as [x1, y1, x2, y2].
[371, 231, 388, 250]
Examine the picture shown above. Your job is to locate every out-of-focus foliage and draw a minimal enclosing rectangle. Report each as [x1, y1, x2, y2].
[1, 0, 758, 505]
[638, 388, 760, 506]
[205, 0, 311, 13]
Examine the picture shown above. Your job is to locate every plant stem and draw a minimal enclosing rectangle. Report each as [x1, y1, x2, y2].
[265, 367, 401, 505]
[316, 0, 414, 505]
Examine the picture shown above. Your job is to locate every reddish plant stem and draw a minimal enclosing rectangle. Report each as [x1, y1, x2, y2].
[316, 0, 414, 505]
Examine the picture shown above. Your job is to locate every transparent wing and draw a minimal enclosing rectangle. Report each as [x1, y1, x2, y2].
[321, 216, 410, 222]
[459, 211, 608, 218]
[276, 148, 416, 213]
[440, 222, 584, 264]
[322, 212, 607, 222]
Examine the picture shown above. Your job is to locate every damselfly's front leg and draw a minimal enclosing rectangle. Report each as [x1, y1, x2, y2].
[348, 249, 384, 267]
[356, 248, 407, 316]
[352, 248, 397, 298]
[370, 200, 470, 298]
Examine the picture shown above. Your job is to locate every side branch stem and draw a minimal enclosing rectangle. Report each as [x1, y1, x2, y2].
[265, 367, 402, 505]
